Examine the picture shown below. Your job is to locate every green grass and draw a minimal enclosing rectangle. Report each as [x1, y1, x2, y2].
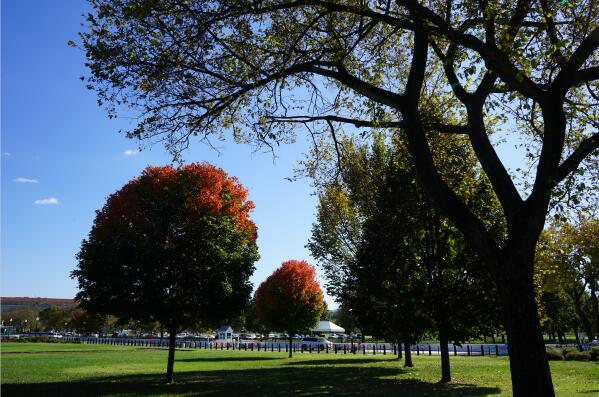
[1, 343, 598, 396]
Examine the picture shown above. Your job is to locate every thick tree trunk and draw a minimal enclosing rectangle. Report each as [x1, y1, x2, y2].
[397, 341, 402, 360]
[165, 327, 177, 384]
[404, 343, 413, 367]
[439, 328, 451, 383]
[498, 262, 554, 397]
[288, 336, 293, 358]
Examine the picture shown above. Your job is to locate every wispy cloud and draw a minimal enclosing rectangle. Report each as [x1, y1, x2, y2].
[124, 149, 139, 156]
[34, 197, 59, 205]
[3, 152, 11, 157]
[14, 177, 39, 184]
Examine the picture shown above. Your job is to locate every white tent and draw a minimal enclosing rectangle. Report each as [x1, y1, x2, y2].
[312, 320, 345, 333]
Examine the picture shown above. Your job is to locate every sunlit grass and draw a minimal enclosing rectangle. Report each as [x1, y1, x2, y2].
[1, 342, 597, 396]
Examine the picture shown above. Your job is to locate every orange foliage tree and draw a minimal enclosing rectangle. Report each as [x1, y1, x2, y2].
[255, 260, 325, 357]
[73, 163, 259, 383]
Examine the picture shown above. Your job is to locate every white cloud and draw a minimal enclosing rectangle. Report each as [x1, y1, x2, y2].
[14, 177, 39, 184]
[3, 152, 11, 157]
[34, 197, 59, 205]
[124, 149, 139, 156]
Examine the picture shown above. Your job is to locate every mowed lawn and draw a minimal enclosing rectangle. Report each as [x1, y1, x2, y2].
[1, 343, 598, 396]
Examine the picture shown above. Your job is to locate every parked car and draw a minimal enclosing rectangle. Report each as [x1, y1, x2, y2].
[590, 339, 599, 346]
[300, 337, 332, 349]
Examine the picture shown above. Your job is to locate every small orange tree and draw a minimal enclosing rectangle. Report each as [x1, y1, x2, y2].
[255, 260, 325, 358]
[73, 163, 259, 383]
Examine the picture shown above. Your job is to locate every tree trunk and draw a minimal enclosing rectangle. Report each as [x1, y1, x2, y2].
[590, 281, 599, 340]
[288, 335, 293, 358]
[498, 264, 554, 397]
[165, 326, 177, 384]
[439, 328, 451, 383]
[404, 343, 413, 367]
[397, 341, 402, 360]
[572, 288, 595, 341]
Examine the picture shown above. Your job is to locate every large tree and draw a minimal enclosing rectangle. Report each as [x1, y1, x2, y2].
[254, 260, 325, 358]
[312, 135, 501, 380]
[79, 1, 599, 394]
[537, 217, 599, 341]
[72, 163, 259, 383]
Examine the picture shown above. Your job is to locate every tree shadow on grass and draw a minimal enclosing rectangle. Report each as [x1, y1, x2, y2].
[285, 358, 399, 366]
[2, 364, 501, 397]
[177, 356, 281, 362]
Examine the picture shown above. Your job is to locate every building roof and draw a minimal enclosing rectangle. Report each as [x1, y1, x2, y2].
[1, 297, 75, 305]
[216, 325, 233, 332]
[312, 321, 345, 333]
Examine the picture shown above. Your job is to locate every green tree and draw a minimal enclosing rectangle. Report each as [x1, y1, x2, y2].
[79, 2, 599, 394]
[537, 217, 599, 342]
[318, 135, 501, 379]
[1, 306, 40, 333]
[72, 163, 259, 383]
[38, 306, 73, 332]
[254, 260, 325, 358]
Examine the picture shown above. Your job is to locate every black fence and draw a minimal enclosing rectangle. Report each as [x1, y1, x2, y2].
[62, 336, 512, 356]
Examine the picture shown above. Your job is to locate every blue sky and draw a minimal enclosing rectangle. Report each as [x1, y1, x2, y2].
[1, 1, 529, 310]
[1, 1, 333, 306]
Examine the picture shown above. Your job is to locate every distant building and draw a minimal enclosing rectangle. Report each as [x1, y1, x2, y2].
[1, 297, 75, 314]
[215, 325, 234, 341]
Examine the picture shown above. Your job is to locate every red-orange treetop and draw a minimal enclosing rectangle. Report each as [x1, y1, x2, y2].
[255, 260, 324, 341]
[92, 163, 257, 243]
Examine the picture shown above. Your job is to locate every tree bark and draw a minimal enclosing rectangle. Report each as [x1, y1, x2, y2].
[404, 343, 413, 367]
[439, 328, 451, 383]
[165, 326, 177, 384]
[288, 335, 293, 358]
[497, 258, 554, 397]
[397, 341, 402, 360]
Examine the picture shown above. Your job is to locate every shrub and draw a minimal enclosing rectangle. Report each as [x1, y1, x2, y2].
[590, 347, 599, 361]
[564, 351, 591, 361]
[561, 347, 579, 356]
[546, 348, 564, 361]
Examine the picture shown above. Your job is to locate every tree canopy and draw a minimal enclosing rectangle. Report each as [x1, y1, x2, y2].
[309, 134, 502, 378]
[254, 259, 325, 357]
[78, 1, 598, 394]
[72, 163, 259, 383]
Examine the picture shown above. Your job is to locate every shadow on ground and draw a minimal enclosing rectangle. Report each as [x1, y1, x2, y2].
[177, 356, 281, 362]
[2, 363, 501, 397]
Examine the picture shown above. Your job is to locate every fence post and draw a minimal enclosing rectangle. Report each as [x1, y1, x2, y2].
[271, 343, 274, 352]
[363, 344, 366, 354]
[453, 344, 457, 356]
[467, 345, 470, 356]
[383, 344, 386, 355]
[428, 344, 432, 356]
[279, 343, 281, 353]
[495, 345, 499, 356]
[326, 344, 329, 354]
[309, 345, 312, 353]
[416, 344, 420, 355]
[480, 345, 484, 356]
[373, 344, 376, 355]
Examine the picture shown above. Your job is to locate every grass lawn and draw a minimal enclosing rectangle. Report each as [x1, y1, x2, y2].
[1, 342, 597, 396]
